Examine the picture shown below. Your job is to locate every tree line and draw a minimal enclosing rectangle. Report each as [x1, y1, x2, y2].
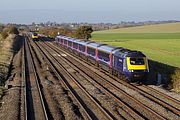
[38, 26, 93, 40]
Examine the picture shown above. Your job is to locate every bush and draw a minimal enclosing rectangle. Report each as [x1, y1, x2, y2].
[38, 27, 74, 38]
[147, 60, 180, 93]
[171, 69, 180, 93]
[0, 87, 4, 99]
[74, 26, 93, 40]
[9, 26, 19, 35]
[1, 31, 8, 39]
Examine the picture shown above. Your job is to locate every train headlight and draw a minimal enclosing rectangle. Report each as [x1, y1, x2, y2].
[129, 70, 134, 72]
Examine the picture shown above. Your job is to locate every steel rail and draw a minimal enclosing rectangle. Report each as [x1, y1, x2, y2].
[24, 37, 48, 120]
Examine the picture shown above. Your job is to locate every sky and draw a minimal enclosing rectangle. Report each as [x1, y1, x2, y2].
[0, 0, 180, 24]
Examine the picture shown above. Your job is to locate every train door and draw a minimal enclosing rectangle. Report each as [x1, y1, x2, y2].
[114, 55, 123, 73]
[118, 57, 123, 72]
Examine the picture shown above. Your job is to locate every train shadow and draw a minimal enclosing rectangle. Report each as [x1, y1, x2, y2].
[39, 37, 54, 42]
[11, 35, 24, 55]
[144, 59, 179, 90]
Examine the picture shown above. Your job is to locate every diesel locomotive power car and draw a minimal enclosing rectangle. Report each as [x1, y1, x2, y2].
[55, 35, 149, 82]
[31, 32, 39, 41]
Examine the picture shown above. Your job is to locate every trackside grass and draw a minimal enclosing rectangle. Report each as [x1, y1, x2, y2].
[93, 33, 180, 40]
[0, 86, 4, 100]
[0, 34, 14, 99]
[94, 22, 180, 33]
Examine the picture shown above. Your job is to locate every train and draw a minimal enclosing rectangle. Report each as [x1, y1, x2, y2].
[55, 35, 149, 83]
[31, 32, 39, 41]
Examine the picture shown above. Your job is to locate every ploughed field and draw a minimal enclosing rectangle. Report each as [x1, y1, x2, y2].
[92, 22, 180, 68]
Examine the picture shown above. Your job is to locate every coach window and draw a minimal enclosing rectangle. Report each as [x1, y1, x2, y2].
[68, 41, 72, 47]
[60, 39, 63, 43]
[98, 50, 104, 59]
[79, 44, 85, 52]
[73, 43, 78, 49]
[64, 40, 67, 45]
[87, 47, 95, 56]
[98, 50, 109, 62]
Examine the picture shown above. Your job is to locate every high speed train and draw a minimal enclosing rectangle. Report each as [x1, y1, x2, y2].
[31, 32, 39, 41]
[55, 35, 149, 82]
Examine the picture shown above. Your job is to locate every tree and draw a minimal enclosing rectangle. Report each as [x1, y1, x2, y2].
[38, 27, 74, 38]
[9, 26, 19, 35]
[75, 26, 93, 40]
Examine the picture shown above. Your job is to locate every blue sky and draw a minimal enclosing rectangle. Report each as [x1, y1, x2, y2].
[0, 0, 180, 24]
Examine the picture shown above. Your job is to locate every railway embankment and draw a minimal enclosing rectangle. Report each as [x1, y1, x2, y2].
[148, 60, 180, 93]
[0, 34, 23, 101]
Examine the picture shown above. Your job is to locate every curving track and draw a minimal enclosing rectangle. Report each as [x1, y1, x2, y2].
[41, 39, 180, 119]
[39, 41, 167, 120]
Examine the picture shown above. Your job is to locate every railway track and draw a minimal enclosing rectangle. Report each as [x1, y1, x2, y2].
[20, 39, 25, 120]
[30, 39, 115, 120]
[100, 68, 180, 116]
[23, 37, 48, 120]
[97, 63, 180, 116]
[42, 40, 179, 119]
[140, 85, 180, 108]
[38, 41, 167, 120]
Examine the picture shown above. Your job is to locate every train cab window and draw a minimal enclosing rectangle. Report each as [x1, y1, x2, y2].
[119, 51, 124, 57]
[130, 58, 145, 65]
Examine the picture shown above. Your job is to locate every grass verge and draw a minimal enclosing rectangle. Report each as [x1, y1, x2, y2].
[0, 86, 4, 100]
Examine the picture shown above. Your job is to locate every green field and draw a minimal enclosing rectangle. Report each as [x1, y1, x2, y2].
[92, 23, 180, 68]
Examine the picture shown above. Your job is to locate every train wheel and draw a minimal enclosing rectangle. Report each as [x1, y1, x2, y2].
[118, 72, 122, 79]
[95, 62, 99, 67]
